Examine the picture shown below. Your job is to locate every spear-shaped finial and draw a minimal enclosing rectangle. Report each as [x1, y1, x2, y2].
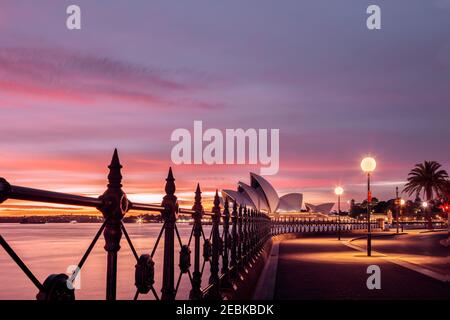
[161, 167, 177, 216]
[195, 183, 201, 202]
[107, 148, 123, 189]
[211, 189, 221, 215]
[192, 183, 203, 212]
[214, 189, 220, 207]
[164, 167, 176, 196]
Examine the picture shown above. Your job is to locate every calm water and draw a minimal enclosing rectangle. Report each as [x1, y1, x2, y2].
[0, 223, 212, 300]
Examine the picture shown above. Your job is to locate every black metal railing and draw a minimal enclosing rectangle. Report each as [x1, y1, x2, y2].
[2, 149, 442, 300]
[270, 216, 380, 235]
[0, 149, 273, 301]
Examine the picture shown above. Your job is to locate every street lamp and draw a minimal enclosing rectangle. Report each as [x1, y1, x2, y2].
[400, 199, 405, 232]
[334, 186, 344, 240]
[395, 187, 400, 233]
[422, 201, 429, 229]
[361, 156, 376, 256]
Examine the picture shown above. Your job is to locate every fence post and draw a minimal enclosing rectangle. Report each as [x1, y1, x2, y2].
[277, 217, 280, 235]
[258, 213, 261, 248]
[242, 206, 248, 266]
[98, 149, 128, 301]
[237, 205, 243, 270]
[189, 183, 203, 300]
[230, 201, 239, 279]
[221, 198, 231, 288]
[253, 210, 257, 254]
[249, 209, 254, 257]
[207, 190, 221, 299]
[161, 167, 178, 300]
[251, 210, 256, 257]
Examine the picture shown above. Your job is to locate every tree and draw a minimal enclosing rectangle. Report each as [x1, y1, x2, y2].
[403, 161, 449, 228]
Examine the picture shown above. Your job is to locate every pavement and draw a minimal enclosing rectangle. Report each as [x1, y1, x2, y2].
[351, 230, 448, 276]
[271, 233, 450, 299]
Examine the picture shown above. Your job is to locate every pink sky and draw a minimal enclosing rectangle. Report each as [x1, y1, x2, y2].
[0, 1, 449, 215]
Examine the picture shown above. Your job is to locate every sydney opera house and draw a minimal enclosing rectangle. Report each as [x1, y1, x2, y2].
[221, 173, 335, 216]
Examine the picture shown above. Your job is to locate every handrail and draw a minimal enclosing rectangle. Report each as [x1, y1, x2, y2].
[129, 202, 164, 212]
[1, 182, 102, 208]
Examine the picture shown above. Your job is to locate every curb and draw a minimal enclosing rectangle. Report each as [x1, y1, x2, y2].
[252, 240, 280, 300]
[344, 236, 448, 283]
[419, 229, 447, 234]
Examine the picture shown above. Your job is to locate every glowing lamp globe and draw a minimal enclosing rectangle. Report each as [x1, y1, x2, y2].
[361, 157, 376, 173]
[422, 201, 428, 208]
[400, 199, 405, 206]
[334, 186, 344, 196]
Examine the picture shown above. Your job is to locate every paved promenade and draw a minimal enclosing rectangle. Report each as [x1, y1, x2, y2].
[352, 230, 448, 275]
[273, 233, 450, 299]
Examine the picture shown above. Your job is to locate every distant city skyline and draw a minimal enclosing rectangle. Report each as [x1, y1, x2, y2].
[0, 1, 449, 215]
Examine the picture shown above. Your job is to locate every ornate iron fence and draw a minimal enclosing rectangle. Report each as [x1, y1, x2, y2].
[0, 149, 419, 301]
[0, 149, 273, 300]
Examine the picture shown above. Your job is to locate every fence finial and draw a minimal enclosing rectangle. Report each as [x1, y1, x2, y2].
[192, 183, 202, 212]
[213, 189, 220, 209]
[162, 167, 177, 216]
[107, 148, 123, 189]
[164, 167, 176, 196]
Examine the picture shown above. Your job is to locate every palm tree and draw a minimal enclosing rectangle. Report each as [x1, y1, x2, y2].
[403, 161, 448, 228]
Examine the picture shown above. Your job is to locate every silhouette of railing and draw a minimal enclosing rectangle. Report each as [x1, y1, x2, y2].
[0, 149, 413, 300]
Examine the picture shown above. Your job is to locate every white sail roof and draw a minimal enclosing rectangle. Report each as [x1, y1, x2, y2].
[305, 202, 335, 214]
[277, 193, 303, 212]
[250, 173, 279, 213]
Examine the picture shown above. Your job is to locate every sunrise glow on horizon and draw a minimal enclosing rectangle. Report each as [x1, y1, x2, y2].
[1, 1, 449, 216]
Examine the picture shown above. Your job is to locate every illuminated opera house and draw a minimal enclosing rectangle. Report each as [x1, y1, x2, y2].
[221, 173, 335, 216]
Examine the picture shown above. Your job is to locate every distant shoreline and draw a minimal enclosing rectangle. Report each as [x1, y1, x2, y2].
[0, 214, 164, 224]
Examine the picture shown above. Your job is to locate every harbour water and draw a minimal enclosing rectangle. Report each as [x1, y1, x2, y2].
[0, 223, 212, 300]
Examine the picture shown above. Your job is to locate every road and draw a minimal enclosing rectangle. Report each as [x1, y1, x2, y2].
[273, 234, 449, 299]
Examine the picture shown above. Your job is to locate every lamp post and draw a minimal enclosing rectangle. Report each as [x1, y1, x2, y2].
[422, 201, 428, 229]
[400, 199, 405, 232]
[361, 156, 376, 256]
[395, 187, 400, 234]
[334, 186, 344, 240]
